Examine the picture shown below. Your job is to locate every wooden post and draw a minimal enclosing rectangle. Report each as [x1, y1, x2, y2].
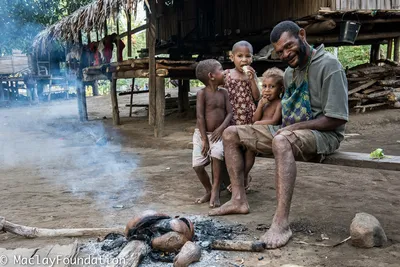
[147, 0, 156, 126]
[104, 20, 108, 36]
[92, 81, 99, 96]
[96, 31, 99, 41]
[110, 77, 120, 125]
[87, 32, 91, 44]
[370, 43, 380, 63]
[116, 5, 121, 62]
[77, 80, 88, 121]
[0, 82, 4, 101]
[154, 77, 165, 137]
[129, 78, 135, 117]
[387, 39, 393, 60]
[77, 30, 88, 121]
[178, 79, 190, 112]
[394, 37, 400, 62]
[127, 13, 132, 57]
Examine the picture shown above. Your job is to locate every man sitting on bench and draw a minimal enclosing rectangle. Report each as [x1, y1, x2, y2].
[209, 21, 349, 249]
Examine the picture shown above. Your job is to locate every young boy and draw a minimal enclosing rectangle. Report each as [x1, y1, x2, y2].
[193, 59, 233, 208]
[252, 67, 284, 125]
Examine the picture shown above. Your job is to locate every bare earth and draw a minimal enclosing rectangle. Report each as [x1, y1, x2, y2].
[1, 90, 400, 267]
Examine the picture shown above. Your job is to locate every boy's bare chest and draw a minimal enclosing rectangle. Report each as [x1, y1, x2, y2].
[205, 92, 225, 109]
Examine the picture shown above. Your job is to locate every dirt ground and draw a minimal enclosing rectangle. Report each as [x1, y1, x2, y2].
[1, 90, 400, 267]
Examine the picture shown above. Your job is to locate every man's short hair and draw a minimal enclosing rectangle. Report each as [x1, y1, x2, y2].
[262, 67, 284, 86]
[232, 40, 254, 54]
[196, 59, 221, 85]
[270, 21, 301, 43]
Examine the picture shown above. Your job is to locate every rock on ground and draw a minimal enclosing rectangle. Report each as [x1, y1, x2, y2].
[350, 212, 387, 248]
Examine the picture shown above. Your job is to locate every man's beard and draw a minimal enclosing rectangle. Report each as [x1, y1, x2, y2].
[297, 39, 308, 68]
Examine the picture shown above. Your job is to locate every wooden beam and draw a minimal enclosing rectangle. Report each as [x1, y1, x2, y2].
[178, 80, 190, 112]
[127, 13, 132, 58]
[394, 37, 400, 62]
[154, 77, 165, 137]
[387, 39, 393, 60]
[92, 81, 99, 96]
[129, 78, 135, 117]
[304, 20, 336, 35]
[148, 0, 156, 126]
[110, 78, 120, 125]
[119, 24, 149, 39]
[308, 32, 400, 44]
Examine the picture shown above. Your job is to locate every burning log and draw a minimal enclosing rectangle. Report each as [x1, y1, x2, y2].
[0, 216, 123, 238]
[107, 240, 149, 267]
[211, 240, 266, 252]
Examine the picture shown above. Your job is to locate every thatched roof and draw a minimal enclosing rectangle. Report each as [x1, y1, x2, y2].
[33, 0, 142, 52]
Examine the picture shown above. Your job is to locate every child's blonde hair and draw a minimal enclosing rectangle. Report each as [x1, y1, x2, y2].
[262, 67, 284, 87]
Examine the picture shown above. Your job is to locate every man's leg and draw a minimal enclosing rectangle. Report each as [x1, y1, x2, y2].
[244, 150, 255, 190]
[209, 126, 249, 215]
[260, 134, 295, 248]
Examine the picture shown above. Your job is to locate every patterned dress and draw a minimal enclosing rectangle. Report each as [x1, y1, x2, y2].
[224, 69, 257, 125]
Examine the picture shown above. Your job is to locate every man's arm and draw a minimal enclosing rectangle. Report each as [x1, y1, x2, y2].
[277, 115, 346, 133]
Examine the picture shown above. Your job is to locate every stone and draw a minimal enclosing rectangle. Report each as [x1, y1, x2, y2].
[350, 212, 387, 248]
[173, 241, 202, 267]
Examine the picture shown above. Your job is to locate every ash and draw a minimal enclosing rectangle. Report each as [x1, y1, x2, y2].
[76, 216, 250, 267]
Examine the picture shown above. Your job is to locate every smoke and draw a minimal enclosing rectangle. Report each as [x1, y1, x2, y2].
[0, 100, 143, 214]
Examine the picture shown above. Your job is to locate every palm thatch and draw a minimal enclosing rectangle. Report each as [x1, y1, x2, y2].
[33, 0, 142, 53]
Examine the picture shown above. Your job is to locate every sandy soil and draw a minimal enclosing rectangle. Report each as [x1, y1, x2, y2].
[0, 90, 400, 267]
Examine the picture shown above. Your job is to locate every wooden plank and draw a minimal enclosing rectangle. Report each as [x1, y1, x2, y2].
[110, 78, 120, 125]
[154, 77, 165, 137]
[148, 0, 156, 126]
[323, 151, 400, 171]
[348, 80, 377, 95]
[119, 90, 149, 96]
[258, 151, 400, 171]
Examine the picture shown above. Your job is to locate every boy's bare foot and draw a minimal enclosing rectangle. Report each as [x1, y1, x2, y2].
[195, 192, 211, 204]
[227, 175, 252, 193]
[209, 193, 220, 208]
[208, 199, 249, 216]
[260, 223, 292, 249]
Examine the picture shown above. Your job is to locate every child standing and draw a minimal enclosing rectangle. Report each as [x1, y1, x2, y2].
[253, 67, 284, 125]
[224, 40, 260, 125]
[193, 59, 233, 208]
[224, 40, 260, 192]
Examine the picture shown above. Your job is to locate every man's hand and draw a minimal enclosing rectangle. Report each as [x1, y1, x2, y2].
[210, 128, 223, 143]
[275, 124, 301, 136]
[201, 139, 210, 157]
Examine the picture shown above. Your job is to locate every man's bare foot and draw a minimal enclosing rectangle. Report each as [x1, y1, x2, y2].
[260, 224, 292, 249]
[208, 199, 249, 216]
[195, 192, 211, 204]
[227, 181, 251, 193]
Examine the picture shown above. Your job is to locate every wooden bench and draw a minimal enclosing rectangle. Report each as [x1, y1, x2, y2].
[258, 151, 400, 171]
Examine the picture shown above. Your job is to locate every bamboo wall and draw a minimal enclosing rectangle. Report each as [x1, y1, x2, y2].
[333, 0, 400, 10]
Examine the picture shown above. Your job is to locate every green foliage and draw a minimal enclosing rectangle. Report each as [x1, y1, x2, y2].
[325, 45, 370, 69]
[1, 0, 92, 55]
